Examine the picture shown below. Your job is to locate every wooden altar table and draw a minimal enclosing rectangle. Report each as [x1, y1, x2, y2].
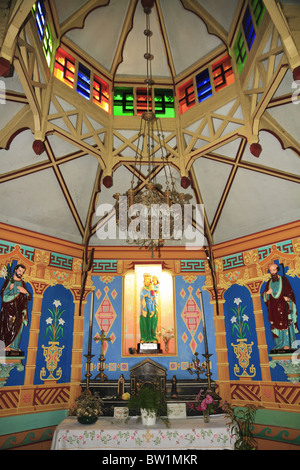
[51, 414, 234, 450]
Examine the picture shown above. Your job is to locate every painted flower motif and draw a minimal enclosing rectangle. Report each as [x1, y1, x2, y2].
[230, 298, 251, 339]
[44, 299, 66, 341]
[0, 263, 13, 281]
[0, 266, 8, 278]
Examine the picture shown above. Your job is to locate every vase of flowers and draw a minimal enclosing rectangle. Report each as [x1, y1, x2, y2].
[157, 327, 174, 353]
[187, 389, 217, 422]
[70, 390, 103, 425]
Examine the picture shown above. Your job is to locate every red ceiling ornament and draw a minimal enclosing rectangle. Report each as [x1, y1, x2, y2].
[293, 66, 300, 82]
[250, 142, 262, 158]
[0, 57, 14, 77]
[32, 140, 45, 155]
[181, 176, 191, 189]
[103, 175, 113, 188]
[141, 0, 155, 9]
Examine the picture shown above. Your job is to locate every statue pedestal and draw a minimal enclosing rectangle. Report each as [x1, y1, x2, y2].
[0, 355, 25, 388]
[137, 343, 162, 354]
[269, 351, 300, 383]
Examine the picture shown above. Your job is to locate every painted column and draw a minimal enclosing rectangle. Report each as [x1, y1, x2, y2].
[69, 287, 90, 404]
[206, 286, 231, 403]
[24, 280, 48, 386]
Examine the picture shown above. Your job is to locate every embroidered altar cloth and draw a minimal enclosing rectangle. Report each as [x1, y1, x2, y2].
[51, 415, 234, 450]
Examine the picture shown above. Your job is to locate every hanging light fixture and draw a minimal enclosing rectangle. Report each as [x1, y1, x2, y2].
[113, 0, 191, 258]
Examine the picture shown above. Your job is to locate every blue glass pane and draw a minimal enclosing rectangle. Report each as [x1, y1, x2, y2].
[35, 1, 46, 41]
[77, 63, 91, 100]
[196, 69, 212, 103]
[242, 6, 256, 50]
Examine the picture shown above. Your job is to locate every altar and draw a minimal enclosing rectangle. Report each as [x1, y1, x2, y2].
[50, 415, 235, 450]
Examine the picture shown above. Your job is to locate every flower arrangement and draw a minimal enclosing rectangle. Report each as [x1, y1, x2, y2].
[187, 389, 217, 416]
[44, 300, 65, 341]
[157, 327, 174, 352]
[70, 390, 103, 424]
[230, 298, 250, 339]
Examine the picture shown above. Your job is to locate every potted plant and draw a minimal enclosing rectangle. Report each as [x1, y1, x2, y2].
[223, 402, 258, 450]
[128, 385, 168, 427]
[70, 389, 104, 424]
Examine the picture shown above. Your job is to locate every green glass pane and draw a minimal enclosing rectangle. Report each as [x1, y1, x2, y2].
[113, 87, 134, 116]
[251, 0, 266, 27]
[154, 89, 175, 118]
[234, 30, 247, 75]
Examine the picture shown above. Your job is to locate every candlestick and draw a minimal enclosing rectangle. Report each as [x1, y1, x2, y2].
[199, 291, 208, 355]
[87, 290, 94, 356]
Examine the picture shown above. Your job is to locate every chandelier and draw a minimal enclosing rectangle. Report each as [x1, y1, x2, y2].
[113, 0, 191, 258]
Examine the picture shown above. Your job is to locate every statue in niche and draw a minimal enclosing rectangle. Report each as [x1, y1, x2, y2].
[140, 273, 159, 343]
[0, 264, 31, 354]
[263, 263, 298, 351]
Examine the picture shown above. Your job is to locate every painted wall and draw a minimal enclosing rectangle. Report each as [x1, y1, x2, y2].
[81, 272, 218, 381]
[0, 222, 299, 449]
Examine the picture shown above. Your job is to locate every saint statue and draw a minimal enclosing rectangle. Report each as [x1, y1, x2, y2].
[263, 263, 298, 351]
[0, 264, 31, 352]
[140, 273, 159, 343]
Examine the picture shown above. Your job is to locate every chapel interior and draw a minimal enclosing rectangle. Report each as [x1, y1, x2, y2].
[0, 0, 299, 451]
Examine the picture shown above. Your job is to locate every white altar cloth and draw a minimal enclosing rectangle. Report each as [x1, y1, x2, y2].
[51, 415, 234, 450]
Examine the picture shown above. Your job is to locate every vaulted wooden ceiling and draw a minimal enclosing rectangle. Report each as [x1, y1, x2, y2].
[0, 0, 299, 250]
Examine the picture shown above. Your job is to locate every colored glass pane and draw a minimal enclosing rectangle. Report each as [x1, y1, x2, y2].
[43, 22, 53, 67]
[35, 0, 46, 41]
[54, 47, 75, 89]
[196, 69, 212, 103]
[113, 88, 134, 116]
[137, 88, 152, 116]
[178, 79, 195, 114]
[234, 30, 247, 75]
[93, 75, 109, 113]
[32, 1, 53, 67]
[154, 89, 175, 117]
[212, 55, 235, 91]
[251, 0, 266, 27]
[77, 62, 91, 100]
[242, 6, 256, 51]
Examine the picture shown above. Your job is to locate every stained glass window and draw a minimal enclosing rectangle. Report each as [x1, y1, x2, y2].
[178, 79, 195, 114]
[234, 30, 247, 75]
[93, 75, 109, 113]
[251, 0, 266, 27]
[212, 55, 235, 91]
[43, 22, 53, 67]
[77, 63, 91, 100]
[242, 6, 256, 51]
[196, 69, 212, 103]
[136, 88, 152, 116]
[54, 47, 75, 89]
[32, 0, 46, 42]
[32, 1, 52, 67]
[113, 88, 134, 116]
[154, 89, 175, 117]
